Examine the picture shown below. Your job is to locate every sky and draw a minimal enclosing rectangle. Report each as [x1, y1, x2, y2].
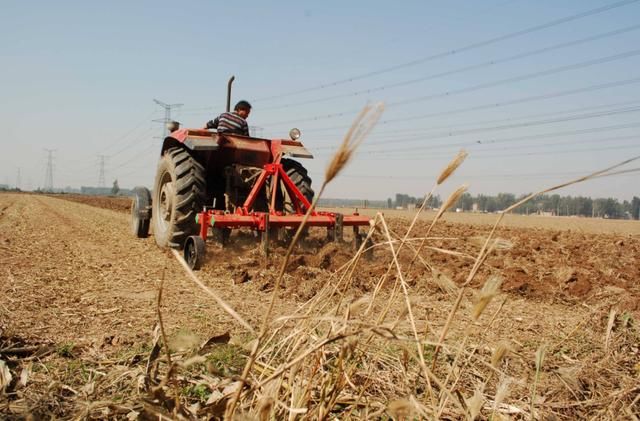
[1, 0, 639, 201]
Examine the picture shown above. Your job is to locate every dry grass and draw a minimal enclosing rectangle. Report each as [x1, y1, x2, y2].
[122, 151, 638, 418]
[2, 134, 640, 419]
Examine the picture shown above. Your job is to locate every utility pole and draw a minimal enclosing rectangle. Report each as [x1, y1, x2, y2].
[44, 149, 55, 192]
[152, 99, 183, 137]
[97, 155, 107, 188]
[16, 168, 21, 190]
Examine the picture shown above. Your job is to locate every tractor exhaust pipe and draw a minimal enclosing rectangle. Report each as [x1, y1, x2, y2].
[226, 75, 235, 112]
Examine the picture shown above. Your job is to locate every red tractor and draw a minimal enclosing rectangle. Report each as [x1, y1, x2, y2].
[131, 78, 371, 269]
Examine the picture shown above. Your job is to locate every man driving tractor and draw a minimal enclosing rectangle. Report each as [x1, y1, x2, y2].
[205, 100, 252, 136]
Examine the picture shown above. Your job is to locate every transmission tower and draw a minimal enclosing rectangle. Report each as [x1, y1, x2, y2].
[44, 149, 55, 191]
[153, 99, 183, 137]
[97, 155, 107, 188]
[16, 168, 21, 190]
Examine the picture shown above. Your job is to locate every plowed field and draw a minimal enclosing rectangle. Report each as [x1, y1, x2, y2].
[1, 193, 639, 419]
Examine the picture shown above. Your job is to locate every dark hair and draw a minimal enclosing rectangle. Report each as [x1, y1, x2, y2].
[234, 100, 252, 112]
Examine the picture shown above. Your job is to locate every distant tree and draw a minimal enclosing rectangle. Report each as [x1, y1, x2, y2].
[476, 194, 491, 212]
[496, 193, 516, 211]
[111, 179, 120, 196]
[387, 198, 393, 209]
[607, 198, 622, 218]
[433, 194, 442, 208]
[632, 196, 640, 220]
[423, 194, 442, 209]
[393, 193, 421, 209]
[573, 196, 592, 216]
[546, 194, 559, 214]
[454, 192, 474, 211]
[593, 197, 621, 218]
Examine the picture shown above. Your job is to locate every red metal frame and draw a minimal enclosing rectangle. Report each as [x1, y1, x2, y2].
[196, 141, 370, 241]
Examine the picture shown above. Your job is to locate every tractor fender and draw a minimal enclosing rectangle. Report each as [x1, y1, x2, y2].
[161, 129, 220, 155]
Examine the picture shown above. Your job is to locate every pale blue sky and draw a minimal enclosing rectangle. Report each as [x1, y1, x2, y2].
[1, 0, 639, 200]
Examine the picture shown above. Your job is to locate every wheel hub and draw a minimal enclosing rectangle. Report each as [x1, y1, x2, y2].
[158, 181, 174, 230]
[186, 242, 196, 264]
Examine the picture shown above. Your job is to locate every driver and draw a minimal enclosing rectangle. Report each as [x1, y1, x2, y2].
[205, 100, 252, 136]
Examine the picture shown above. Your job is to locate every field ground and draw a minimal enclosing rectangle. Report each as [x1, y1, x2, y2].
[1, 193, 639, 419]
[54, 194, 640, 234]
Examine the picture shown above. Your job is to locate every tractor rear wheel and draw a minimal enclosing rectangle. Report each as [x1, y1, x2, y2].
[152, 147, 206, 249]
[282, 158, 314, 213]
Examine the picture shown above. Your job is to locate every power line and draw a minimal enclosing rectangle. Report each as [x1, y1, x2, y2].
[60, 127, 156, 178]
[457, 134, 638, 156]
[178, 106, 216, 113]
[313, 122, 640, 157]
[263, 49, 640, 127]
[295, 0, 523, 96]
[108, 127, 155, 158]
[57, 128, 157, 185]
[360, 142, 640, 161]
[299, 77, 640, 134]
[254, 0, 640, 102]
[111, 143, 157, 172]
[316, 98, 640, 141]
[262, 23, 640, 111]
[62, 110, 158, 173]
[114, 165, 155, 182]
[369, 105, 640, 146]
[100, 109, 157, 154]
[390, 50, 640, 108]
[312, 106, 640, 152]
[341, 167, 639, 180]
[385, 134, 639, 159]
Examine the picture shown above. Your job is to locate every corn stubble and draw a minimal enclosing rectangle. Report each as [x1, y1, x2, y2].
[144, 115, 640, 419]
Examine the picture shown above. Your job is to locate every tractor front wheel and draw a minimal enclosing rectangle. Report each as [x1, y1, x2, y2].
[152, 147, 206, 249]
[131, 186, 151, 238]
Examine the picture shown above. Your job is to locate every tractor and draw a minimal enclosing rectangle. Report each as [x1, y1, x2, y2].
[130, 77, 371, 269]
